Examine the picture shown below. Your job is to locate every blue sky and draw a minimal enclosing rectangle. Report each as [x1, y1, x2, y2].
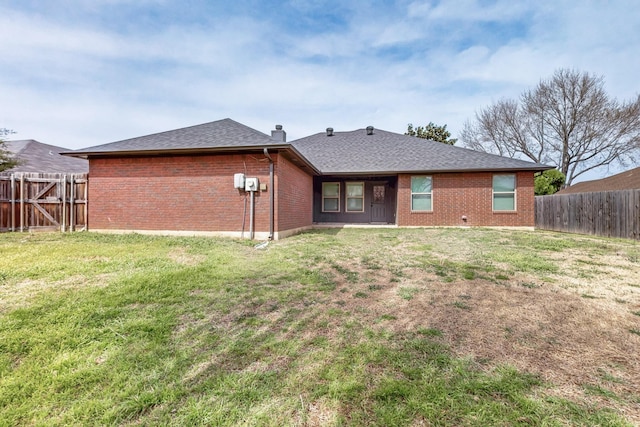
[1, 0, 639, 178]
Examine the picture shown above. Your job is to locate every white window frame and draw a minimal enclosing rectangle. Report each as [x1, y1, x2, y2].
[345, 182, 365, 213]
[492, 174, 517, 211]
[322, 182, 340, 212]
[411, 176, 433, 212]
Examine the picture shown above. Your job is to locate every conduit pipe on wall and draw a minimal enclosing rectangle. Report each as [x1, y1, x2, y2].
[249, 189, 255, 240]
[263, 148, 274, 240]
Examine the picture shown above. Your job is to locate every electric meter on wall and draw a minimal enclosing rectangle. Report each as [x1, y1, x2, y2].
[245, 177, 259, 192]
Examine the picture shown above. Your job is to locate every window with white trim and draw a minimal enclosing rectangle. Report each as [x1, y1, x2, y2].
[346, 182, 364, 212]
[493, 174, 516, 211]
[322, 182, 340, 212]
[411, 176, 432, 211]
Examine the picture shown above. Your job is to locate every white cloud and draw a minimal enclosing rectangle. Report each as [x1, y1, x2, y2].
[408, 0, 530, 22]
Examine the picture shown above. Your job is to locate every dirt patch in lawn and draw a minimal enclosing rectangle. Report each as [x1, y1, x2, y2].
[323, 263, 640, 423]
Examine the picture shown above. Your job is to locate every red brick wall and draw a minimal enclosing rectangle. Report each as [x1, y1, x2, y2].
[274, 154, 313, 232]
[397, 171, 535, 227]
[87, 154, 533, 234]
[88, 154, 273, 233]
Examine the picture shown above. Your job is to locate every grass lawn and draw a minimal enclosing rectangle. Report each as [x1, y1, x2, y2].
[0, 228, 639, 426]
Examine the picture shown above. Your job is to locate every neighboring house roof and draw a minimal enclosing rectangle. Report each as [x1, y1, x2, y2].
[556, 167, 640, 194]
[291, 128, 550, 174]
[66, 118, 288, 157]
[3, 139, 88, 174]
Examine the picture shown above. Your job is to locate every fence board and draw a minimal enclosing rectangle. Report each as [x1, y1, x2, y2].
[535, 190, 640, 240]
[0, 172, 87, 232]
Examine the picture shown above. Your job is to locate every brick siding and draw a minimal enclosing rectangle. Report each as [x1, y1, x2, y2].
[89, 154, 275, 233]
[274, 155, 313, 232]
[88, 154, 535, 235]
[396, 171, 535, 227]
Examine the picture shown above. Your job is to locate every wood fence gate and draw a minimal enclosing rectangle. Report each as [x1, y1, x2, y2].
[0, 173, 88, 232]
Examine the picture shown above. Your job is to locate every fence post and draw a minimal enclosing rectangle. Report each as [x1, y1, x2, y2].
[61, 174, 67, 232]
[70, 174, 75, 232]
[10, 173, 15, 231]
[19, 174, 25, 232]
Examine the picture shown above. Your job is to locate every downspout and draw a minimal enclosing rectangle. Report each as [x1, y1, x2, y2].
[263, 148, 274, 240]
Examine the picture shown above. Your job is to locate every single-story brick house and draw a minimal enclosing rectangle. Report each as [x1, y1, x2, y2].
[65, 118, 550, 239]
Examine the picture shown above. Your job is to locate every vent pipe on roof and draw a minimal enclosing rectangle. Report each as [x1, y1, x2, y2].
[366, 126, 374, 135]
[326, 127, 334, 137]
[271, 124, 286, 142]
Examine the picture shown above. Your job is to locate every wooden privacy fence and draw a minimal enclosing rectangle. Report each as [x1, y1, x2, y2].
[0, 173, 88, 232]
[535, 190, 640, 240]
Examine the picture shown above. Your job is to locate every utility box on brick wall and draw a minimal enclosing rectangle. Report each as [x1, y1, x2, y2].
[233, 173, 245, 189]
[245, 177, 259, 192]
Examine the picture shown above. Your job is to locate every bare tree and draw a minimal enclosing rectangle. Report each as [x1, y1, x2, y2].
[461, 69, 640, 185]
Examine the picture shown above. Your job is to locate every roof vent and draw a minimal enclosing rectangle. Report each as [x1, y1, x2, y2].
[326, 127, 334, 137]
[271, 124, 286, 142]
[366, 126, 374, 135]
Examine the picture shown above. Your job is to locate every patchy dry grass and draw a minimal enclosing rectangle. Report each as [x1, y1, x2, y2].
[0, 229, 639, 426]
[273, 228, 640, 424]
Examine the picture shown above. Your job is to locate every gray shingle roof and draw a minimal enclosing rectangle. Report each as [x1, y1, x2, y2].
[4, 140, 88, 173]
[66, 118, 285, 157]
[63, 119, 551, 174]
[291, 128, 551, 174]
